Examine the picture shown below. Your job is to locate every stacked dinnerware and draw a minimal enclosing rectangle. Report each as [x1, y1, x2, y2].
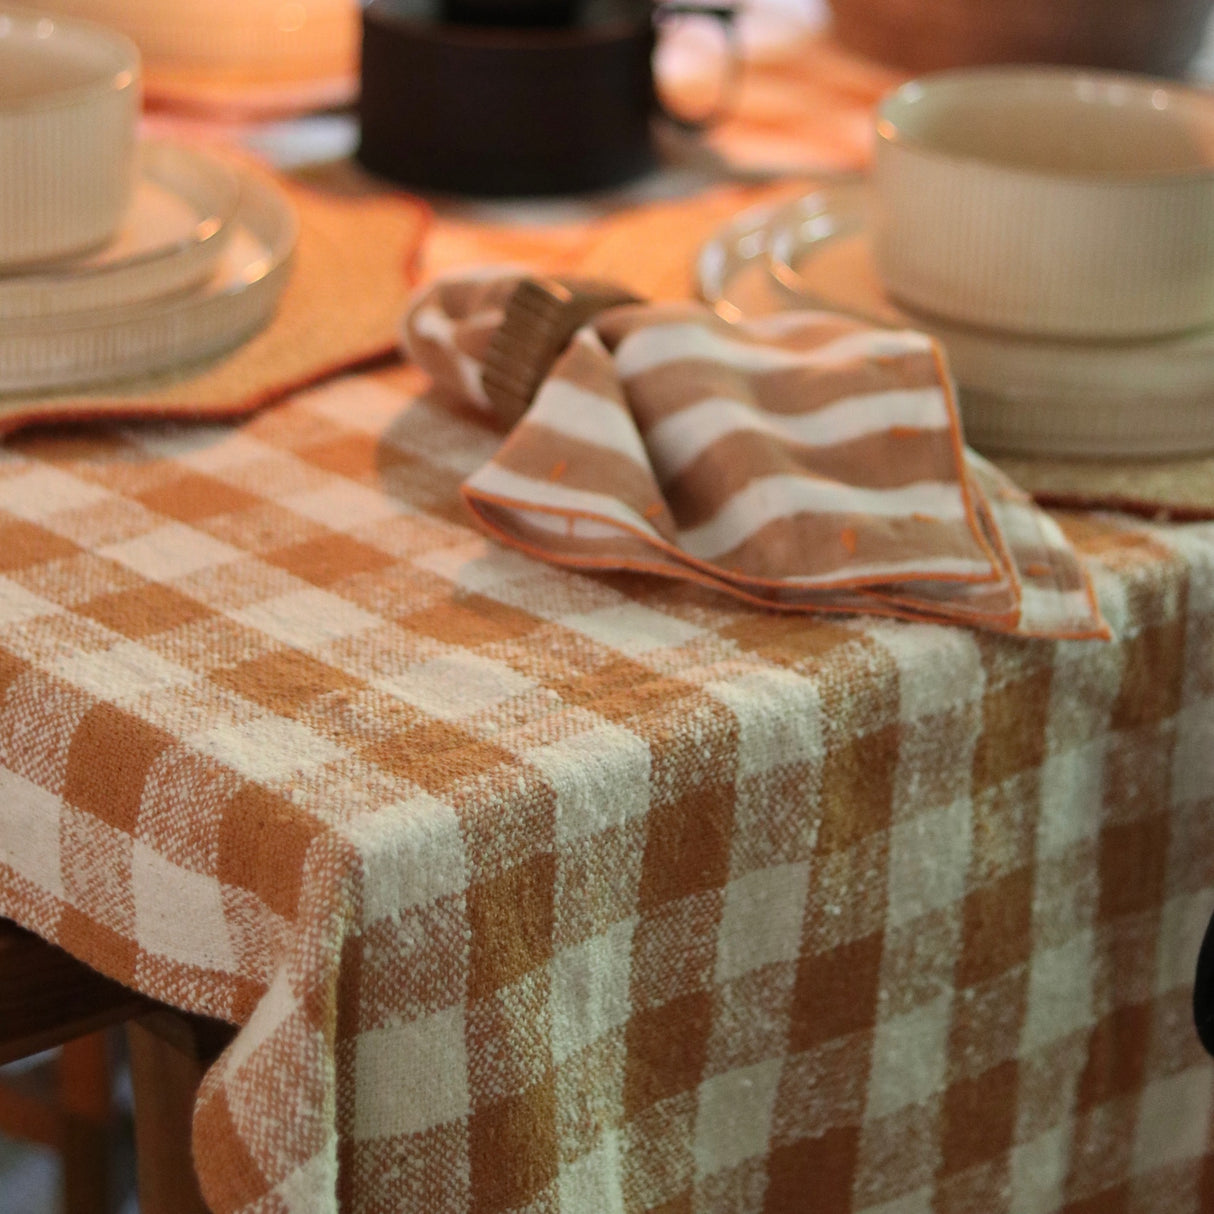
[0, 8, 297, 395]
[698, 66, 1214, 459]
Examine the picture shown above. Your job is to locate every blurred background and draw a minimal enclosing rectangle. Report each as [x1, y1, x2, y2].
[1, 1034, 137, 1214]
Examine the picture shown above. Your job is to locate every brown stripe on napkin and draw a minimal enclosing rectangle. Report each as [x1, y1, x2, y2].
[621, 345, 948, 425]
[496, 424, 675, 532]
[705, 510, 994, 583]
[659, 428, 962, 513]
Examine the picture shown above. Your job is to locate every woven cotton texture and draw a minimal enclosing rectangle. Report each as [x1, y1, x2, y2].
[0, 20, 1212, 1214]
[0, 364, 1211, 1214]
[402, 273, 1107, 640]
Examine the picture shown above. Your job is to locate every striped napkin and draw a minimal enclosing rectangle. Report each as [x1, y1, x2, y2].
[402, 271, 1109, 640]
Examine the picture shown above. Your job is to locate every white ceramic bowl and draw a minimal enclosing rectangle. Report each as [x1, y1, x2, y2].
[0, 7, 140, 267]
[873, 67, 1214, 341]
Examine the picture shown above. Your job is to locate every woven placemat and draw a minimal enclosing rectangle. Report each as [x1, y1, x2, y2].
[0, 155, 431, 438]
[992, 453, 1214, 522]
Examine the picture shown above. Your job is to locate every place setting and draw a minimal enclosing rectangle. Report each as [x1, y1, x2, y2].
[0, 5, 431, 437]
[697, 62, 1214, 518]
[0, 8, 300, 387]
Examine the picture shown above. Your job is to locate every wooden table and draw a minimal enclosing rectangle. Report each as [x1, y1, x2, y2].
[1, 917, 234, 1212]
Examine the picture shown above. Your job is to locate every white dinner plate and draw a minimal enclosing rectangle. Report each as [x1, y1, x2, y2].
[0, 161, 297, 395]
[697, 183, 1214, 459]
[0, 141, 239, 321]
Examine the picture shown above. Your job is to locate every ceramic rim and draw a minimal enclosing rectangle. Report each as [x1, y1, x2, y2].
[0, 162, 297, 394]
[0, 141, 240, 321]
[697, 184, 1214, 458]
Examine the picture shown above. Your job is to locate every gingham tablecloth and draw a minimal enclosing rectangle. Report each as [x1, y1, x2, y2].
[3, 17, 1214, 1214]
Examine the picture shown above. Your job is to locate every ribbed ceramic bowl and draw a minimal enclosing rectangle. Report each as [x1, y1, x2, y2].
[0, 8, 140, 268]
[873, 67, 1214, 341]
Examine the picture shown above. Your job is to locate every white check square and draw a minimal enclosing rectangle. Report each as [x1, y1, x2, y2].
[0, 577, 59, 627]
[0, 768, 63, 897]
[1156, 892, 1214, 995]
[550, 917, 636, 1064]
[53, 640, 196, 702]
[1021, 929, 1094, 1053]
[133, 842, 236, 972]
[342, 795, 468, 927]
[527, 724, 650, 844]
[558, 1132, 625, 1214]
[871, 624, 984, 721]
[415, 540, 538, 594]
[560, 603, 704, 656]
[706, 669, 823, 779]
[866, 994, 951, 1119]
[1009, 1125, 1068, 1214]
[693, 1059, 781, 1179]
[233, 587, 381, 649]
[375, 651, 535, 720]
[190, 711, 345, 783]
[0, 466, 112, 520]
[284, 482, 408, 530]
[715, 862, 810, 983]
[887, 799, 972, 928]
[857, 1189, 934, 1214]
[353, 1007, 471, 1140]
[1132, 1066, 1214, 1175]
[1038, 741, 1105, 858]
[100, 523, 245, 581]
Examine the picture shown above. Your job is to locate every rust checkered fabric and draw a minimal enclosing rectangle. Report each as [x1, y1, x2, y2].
[0, 365, 1211, 1213]
[2, 16, 1213, 1214]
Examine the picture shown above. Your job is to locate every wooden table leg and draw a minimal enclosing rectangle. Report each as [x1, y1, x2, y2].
[59, 1034, 115, 1214]
[0, 1031, 116, 1214]
[125, 1019, 216, 1214]
[1, 920, 236, 1214]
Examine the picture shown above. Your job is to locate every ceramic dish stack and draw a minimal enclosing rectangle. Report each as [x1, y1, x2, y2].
[698, 67, 1214, 460]
[0, 7, 297, 395]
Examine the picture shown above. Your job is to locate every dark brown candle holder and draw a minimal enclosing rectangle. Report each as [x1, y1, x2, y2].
[440, 0, 579, 25]
[357, 0, 736, 197]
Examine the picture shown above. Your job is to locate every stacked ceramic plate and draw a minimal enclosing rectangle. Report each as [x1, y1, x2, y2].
[0, 8, 297, 395]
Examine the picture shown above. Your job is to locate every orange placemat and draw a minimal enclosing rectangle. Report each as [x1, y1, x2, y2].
[0, 156, 431, 438]
[993, 453, 1214, 522]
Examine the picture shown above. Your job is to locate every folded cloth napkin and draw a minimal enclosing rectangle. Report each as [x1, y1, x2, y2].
[402, 271, 1109, 640]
